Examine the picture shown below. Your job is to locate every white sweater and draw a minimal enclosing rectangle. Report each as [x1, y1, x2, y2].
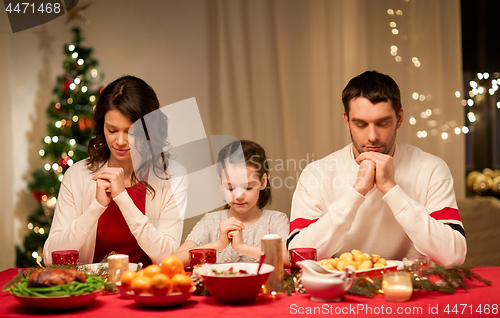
[288, 142, 466, 266]
[43, 159, 187, 265]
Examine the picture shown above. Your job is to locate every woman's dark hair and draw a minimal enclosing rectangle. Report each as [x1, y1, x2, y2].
[342, 70, 402, 119]
[217, 140, 271, 210]
[87, 75, 169, 196]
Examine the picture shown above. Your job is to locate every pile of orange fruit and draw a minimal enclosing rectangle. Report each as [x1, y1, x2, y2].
[120, 256, 193, 295]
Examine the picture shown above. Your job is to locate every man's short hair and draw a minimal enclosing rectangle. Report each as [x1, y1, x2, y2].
[342, 71, 402, 118]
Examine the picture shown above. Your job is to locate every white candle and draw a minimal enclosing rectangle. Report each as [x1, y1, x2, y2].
[382, 271, 413, 302]
[108, 254, 129, 283]
[261, 234, 283, 294]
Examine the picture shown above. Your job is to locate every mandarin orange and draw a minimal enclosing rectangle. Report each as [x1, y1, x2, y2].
[142, 264, 162, 278]
[170, 273, 193, 293]
[130, 276, 152, 295]
[120, 270, 138, 290]
[160, 256, 184, 278]
[150, 273, 171, 295]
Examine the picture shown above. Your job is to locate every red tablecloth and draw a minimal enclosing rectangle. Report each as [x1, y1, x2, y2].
[1, 267, 498, 318]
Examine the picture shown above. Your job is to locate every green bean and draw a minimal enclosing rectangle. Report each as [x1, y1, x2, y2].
[9, 276, 104, 297]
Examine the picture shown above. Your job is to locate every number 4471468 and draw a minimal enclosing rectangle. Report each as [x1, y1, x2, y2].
[444, 304, 498, 315]
[5, 3, 61, 14]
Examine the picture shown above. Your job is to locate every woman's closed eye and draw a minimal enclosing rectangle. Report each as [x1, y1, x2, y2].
[225, 186, 253, 191]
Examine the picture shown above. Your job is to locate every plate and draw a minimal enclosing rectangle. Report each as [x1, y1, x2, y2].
[78, 263, 140, 275]
[13, 290, 101, 310]
[128, 287, 195, 307]
[354, 260, 400, 278]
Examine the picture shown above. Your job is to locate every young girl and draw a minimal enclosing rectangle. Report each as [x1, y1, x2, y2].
[173, 140, 289, 267]
[43, 75, 187, 266]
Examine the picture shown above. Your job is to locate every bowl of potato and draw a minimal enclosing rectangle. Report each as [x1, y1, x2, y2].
[316, 249, 399, 278]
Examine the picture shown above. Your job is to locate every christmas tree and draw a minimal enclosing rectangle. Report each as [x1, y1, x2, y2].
[16, 26, 103, 267]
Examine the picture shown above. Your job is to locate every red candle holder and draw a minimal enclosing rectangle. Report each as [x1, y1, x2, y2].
[289, 248, 317, 273]
[52, 250, 79, 265]
[189, 248, 216, 272]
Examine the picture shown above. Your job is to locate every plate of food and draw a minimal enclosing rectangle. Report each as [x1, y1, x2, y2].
[316, 249, 400, 278]
[119, 262, 195, 307]
[13, 290, 101, 310]
[8, 268, 104, 310]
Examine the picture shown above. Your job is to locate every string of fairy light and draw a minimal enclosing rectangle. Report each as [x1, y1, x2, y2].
[28, 42, 99, 252]
[386, 1, 470, 141]
[465, 72, 500, 120]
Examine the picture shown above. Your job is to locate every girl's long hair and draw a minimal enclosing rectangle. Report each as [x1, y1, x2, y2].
[217, 140, 271, 209]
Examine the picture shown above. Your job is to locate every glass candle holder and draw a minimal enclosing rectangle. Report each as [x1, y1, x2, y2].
[403, 256, 430, 281]
[189, 248, 216, 272]
[382, 271, 413, 302]
[52, 250, 79, 265]
[289, 248, 317, 274]
[108, 254, 129, 283]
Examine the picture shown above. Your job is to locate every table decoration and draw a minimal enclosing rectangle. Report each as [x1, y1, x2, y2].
[346, 265, 492, 298]
[261, 234, 284, 293]
[381, 271, 413, 302]
[107, 254, 129, 284]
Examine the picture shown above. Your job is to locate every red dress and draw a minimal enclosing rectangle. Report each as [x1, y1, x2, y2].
[93, 184, 152, 266]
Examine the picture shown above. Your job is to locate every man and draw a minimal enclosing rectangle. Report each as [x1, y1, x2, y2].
[287, 71, 466, 266]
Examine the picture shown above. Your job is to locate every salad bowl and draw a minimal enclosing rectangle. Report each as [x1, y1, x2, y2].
[195, 263, 274, 304]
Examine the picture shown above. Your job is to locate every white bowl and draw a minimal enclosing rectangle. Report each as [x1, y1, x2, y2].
[79, 263, 141, 275]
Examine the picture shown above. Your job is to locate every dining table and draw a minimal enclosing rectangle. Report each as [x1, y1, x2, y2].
[1, 266, 498, 318]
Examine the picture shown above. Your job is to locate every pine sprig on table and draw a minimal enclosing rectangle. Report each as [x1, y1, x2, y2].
[347, 276, 381, 298]
[280, 271, 298, 296]
[345, 265, 491, 298]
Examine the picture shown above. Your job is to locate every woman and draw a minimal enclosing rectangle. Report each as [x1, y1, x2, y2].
[43, 75, 187, 266]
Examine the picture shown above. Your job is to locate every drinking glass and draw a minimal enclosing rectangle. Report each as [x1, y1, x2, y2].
[289, 248, 317, 274]
[52, 250, 79, 265]
[189, 248, 217, 272]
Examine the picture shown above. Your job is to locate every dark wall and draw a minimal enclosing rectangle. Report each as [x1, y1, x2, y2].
[461, 0, 500, 73]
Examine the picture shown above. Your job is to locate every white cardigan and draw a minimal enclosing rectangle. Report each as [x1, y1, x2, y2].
[43, 159, 187, 265]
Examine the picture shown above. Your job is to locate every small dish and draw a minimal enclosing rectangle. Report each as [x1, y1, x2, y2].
[78, 263, 140, 275]
[116, 282, 130, 299]
[354, 261, 399, 278]
[298, 260, 356, 302]
[13, 290, 101, 310]
[128, 287, 195, 307]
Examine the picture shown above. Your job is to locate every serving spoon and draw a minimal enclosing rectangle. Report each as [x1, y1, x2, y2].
[257, 252, 266, 274]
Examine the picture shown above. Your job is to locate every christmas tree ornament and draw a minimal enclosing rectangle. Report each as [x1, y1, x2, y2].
[472, 173, 493, 195]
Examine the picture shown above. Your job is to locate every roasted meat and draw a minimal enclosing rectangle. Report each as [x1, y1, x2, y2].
[28, 268, 87, 287]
